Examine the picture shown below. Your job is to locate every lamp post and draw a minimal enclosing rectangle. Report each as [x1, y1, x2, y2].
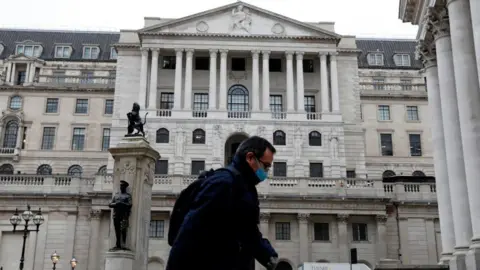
[70, 257, 77, 270]
[51, 251, 59, 270]
[9, 204, 44, 270]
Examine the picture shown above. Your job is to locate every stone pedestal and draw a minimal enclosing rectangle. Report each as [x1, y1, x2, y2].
[104, 136, 160, 270]
[466, 242, 480, 270]
[450, 249, 468, 270]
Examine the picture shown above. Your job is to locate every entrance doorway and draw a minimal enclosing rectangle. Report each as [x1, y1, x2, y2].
[224, 133, 249, 166]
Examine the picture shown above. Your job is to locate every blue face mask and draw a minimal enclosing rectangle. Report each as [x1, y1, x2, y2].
[255, 168, 268, 182]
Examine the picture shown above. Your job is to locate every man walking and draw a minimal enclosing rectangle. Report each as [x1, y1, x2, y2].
[166, 136, 279, 270]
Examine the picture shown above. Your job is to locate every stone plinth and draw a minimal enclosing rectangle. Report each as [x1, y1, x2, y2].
[105, 136, 160, 270]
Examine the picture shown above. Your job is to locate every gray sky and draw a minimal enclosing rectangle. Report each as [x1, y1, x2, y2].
[1, 0, 418, 38]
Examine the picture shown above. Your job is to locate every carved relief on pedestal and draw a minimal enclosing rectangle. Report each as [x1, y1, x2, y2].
[256, 126, 266, 138]
[143, 160, 155, 186]
[174, 131, 186, 157]
[297, 213, 310, 223]
[116, 160, 136, 177]
[336, 214, 349, 224]
[89, 209, 102, 220]
[330, 136, 339, 160]
[376, 214, 388, 224]
[294, 126, 303, 158]
[231, 5, 252, 33]
[212, 125, 223, 159]
[259, 212, 271, 223]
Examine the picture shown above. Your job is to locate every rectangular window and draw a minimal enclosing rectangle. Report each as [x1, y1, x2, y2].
[394, 54, 411, 67]
[269, 59, 282, 72]
[367, 53, 384, 66]
[346, 170, 356, 178]
[409, 134, 422, 156]
[310, 163, 324, 177]
[71, 128, 86, 151]
[191, 161, 205, 175]
[378, 105, 390, 121]
[149, 220, 165, 238]
[193, 93, 209, 111]
[305, 95, 316, 120]
[352, 223, 368, 241]
[303, 59, 314, 73]
[231, 58, 246, 71]
[41, 127, 55, 150]
[105, 99, 114, 115]
[102, 128, 110, 151]
[21, 127, 27, 150]
[314, 223, 330, 241]
[406, 106, 419, 121]
[269, 95, 283, 119]
[273, 162, 287, 177]
[162, 56, 176, 69]
[155, 160, 168, 174]
[45, 98, 59, 113]
[75, 99, 89, 114]
[160, 93, 174, 110]
[401, 79, 413, 90]
[16, 45, 42, 57]
[83, 46, 99, 59]
[275, 222, 291, 240]
[110, 47, 118, 60]
[55, 46, 71, 58]
[195, 57, 210, 70]
[373, 78, 385, 90]
[380, 133, 393, 156]
[17, 71, 26, 85]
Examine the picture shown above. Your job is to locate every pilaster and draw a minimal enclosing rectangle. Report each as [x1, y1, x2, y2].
[148, 49, 159, 110]
[173, 49, 183, 110]
[219, 50, 228, 111]
[87, 209, 102, 270]
[261, 51, 270, 111]
[295, 52, 305, 112]
[285, 51, 295, 112]
[208, 49, 218, 110]
[376, 215, 388, 261]
[329, 52, 340, 113]
[336, 214, 349, 262]
[251, 50, 260, 112]
[319, 52, 329, 113]
[298, 213, 310, 263]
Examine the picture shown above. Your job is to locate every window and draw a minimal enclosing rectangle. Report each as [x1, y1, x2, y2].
[75, 99, 89, 114]
[16, 71, 26, 85]
[156, 128, 169, 143]
[160, 93, 174, 110]
[409, 134, 422, 156]
[231, 58, 246, 71]
[367, 53, 384, 66]
[383, 170, 396, 178]
[21, 127, 27, 150]
[373, 78, 385, 90]
[105, 99, 114, 115]
[228, 85, 249, 112]
[406, 106, 419, 121]
[273, 162, 287, 177]
[394, 54, 411, 66]
[413, 170, 426, 177]
[41, 127, 56, 150]
[378, 105, 390, 121]
[16, 44, 42, 57]
[71, 128, 86, 151]
[314, 223, 329, 241]
[303, 59, 314, 73]
[192, 129, 206, 144]
[155, 160, 168, 174]
[83, 46, 99, 59]
[9, 96, 22, 110]
[195, 57, 209, 70]
[275, 222, 291, 240]
[36, 164, 52, 175]
[162, 56, 176, 69]
[380, 133, 393, 156]
[98, 166, 107, 175]
[0, 164, 14, 175]
[346, 170, 356, 178]
[80, 71, 94, 84]
[149, 220, 165, 238]
[110, 47, 118, 60]
[67, 165, 83, 177]
[352, 223, 368, 241]
[55, 46, 71, 58]
[102, 128, 111, 151]
[401, 79, 413, 90]
[270, 95, 283, 119]
[191, 160, 205, 175]
[304, 96, 316, 118]
[269, 59, 282, 72]
[310, 163, 323, 178]
[273, 130, 286, 145]
[193, 93, 209, 112]
[45, 98, 59, 113]
[308, 131, 322, 146]
[3, 121, 18, 148]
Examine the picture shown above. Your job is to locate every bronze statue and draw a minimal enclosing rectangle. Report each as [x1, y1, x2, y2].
[126, 102, 148, 137]
[109, 180, 132, 250]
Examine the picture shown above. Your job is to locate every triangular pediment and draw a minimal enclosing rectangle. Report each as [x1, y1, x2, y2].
[139, 1, 341, 40]
[6, 53, 44, 63]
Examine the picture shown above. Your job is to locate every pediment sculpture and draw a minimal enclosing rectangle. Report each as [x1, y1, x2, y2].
[231, 5, 252, 33]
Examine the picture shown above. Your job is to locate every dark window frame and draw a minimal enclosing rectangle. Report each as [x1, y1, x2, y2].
[104, 99, 114, 115]
[156, 128, 169, 143]
[352, 223, 368, 242]
[75, 99, 89, 114]
[273, 130, 286, 145]
[41, 127, 56, 150]
[308, 131, 322, 146]
[380, 133, 393, 156]
[191, 160, 205, 175]
[45, 98, 59, 113]
[192, 129, 206, 144]
[275, 222, 291, 240]
[231, 58, 246, 71]
[314, 223, 330, 241]
[309, 163, 324, 178]
[149, 220, 165, 238]
[269, 58, 282, 72]
[273, 162, 287, 177]
[195, 57, 210, 70]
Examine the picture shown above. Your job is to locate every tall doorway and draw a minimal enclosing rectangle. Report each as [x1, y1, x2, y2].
[224, 133, 249, 166]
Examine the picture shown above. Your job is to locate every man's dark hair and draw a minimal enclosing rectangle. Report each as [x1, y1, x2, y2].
[235, 136, 276, 159]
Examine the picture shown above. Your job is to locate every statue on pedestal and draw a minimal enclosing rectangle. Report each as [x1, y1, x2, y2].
[126, 102, 148, 137]
[109, 180, 132, 251]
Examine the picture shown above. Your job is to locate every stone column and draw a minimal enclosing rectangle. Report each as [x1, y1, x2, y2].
[376, 215, 388, 261]
[173, 49, 183, 110]
[15, 123, 23, 149]
[251, 51, 260, 112]
[219, 50, 228, 110]
[25, 63, 31, 84]
[208, 50, 218, 110]
[148, 49, 159, 110]
[5, 62, 12, 84]
[183, 49, 194, 110]
[469, 0, 480, 87]
[319, 53, 329, 113]
[286, 51, 295, 112]
[329, 52, 340, 113]
[105, 136, 160, 270]
[87, 209, 102, 270]
[298, 213, 310, 263]
[28, 63, 36, 84]
[296, 52, 305, 112]
[429, 8, 472, 269]
[337, 214, 349, 262]
[257, 212, 270, 270]
[262, 51, 270, 111]
[138, 49, 149, 109]
[418, 40, 455, 263]
[10, 63, 16, 84]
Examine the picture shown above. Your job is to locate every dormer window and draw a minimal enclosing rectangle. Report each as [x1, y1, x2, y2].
[110, 47, 118, 60]
[367, 53, 384, 66]
[83, 46, 100, 59]
[55, 46, 72, 58]
[16, 44, 43, 57]
[0, 44, 4, 56]
[393, 54, 411, 67]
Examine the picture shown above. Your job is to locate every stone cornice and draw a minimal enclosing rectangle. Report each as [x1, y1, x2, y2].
[0, 85, 114, 93]
[360, 93, 428, 101]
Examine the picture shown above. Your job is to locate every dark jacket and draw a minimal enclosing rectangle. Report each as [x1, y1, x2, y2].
[166, 156, 278, 270]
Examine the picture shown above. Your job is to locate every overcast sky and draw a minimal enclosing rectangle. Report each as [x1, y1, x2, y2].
[1, 0, 418, 38]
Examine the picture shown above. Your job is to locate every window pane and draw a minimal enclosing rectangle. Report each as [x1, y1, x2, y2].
[41, 127, 56, 150]
[46, 98, 59, 113]
[191, 161, 205, 175]
[149, 220, 165, 238]
[160, 93, 174, 110]
[105, 99, 114, 114]
[378, 105, 390, 120]
[273, 162, 287, 177]
[380, 133, 393, 156]
[314, 223, 329, 241]
[275, 222, 291, 240]
[409, 134, 422, 156]
[407, 106, 419, 121]
[155, 160, 168, 174]
[3, 121, 18, 148]
[75, 99, 88, 114]
[72, 128, 85, 150]
[309, 163, 323, 177]
[102, 128, 111, 151]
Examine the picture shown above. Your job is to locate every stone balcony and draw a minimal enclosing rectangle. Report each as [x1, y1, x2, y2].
[33, 74, 115, 89]
[360, 82, 427, 99]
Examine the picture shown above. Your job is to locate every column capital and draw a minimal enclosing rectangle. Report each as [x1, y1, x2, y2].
[209, 49, 218, 56]
[262, 51, 271, 57]
[219, 49, 229, 54]
[295, 52, 304, 60]
[297, 213, 310, 223]
[376, 214, 388, 224]
[336, 214, 349, 224]
[259, 212, 271, 222]
[185, 48, 194, 55]
[329, 51, 339, 57]
[416, 40, 437, 68]
[175, 48, 184, 53]
[140, 48, 149, 56]
[251, 50, 260, 58]
[89, 209, 102, 220]
[427, 6, 450, 40]
[318, 52, 328, 57]
[151, 48, 160, 54]
[285, 51, 294, 60]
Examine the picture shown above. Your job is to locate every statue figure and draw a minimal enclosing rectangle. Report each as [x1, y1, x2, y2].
[231, 5, 252, 33]
[331, 136, 339, 160]
[109, 180, 132, 250]
[126, 102, 148, 137]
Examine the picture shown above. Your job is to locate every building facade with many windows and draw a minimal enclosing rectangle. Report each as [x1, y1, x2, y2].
[0, 2, 438, 270]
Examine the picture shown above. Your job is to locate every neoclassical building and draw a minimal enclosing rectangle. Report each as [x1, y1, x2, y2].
[0, 1, 439, 270]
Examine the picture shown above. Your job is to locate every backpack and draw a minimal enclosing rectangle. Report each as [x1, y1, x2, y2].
[168, 166, 241, 246]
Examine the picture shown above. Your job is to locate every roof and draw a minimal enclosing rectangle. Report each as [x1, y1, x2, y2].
[0, 28, 120, 61]
[356, 38, 423, 70]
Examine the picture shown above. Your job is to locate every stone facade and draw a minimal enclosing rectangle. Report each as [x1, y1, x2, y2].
[0, 1, 439, 270]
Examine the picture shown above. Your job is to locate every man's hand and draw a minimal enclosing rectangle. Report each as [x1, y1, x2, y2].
[266, 257, 279, 270]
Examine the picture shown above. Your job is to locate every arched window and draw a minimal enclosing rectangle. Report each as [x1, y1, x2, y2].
[309, 131, 322, 146]
[273, 130, 286, 145]
[67, 165, 83, 177]
[37, 164, 52, 175]
[0, 164, 14, 174]
[98, 165, 107, 175]
[382, 170, 396, 178]
[9, 96, 22, 110]
[3, 120, 19, 148]
[276, 261, 293, 270]
[227, 85, 249, 112]
[192, 129, 206, 144]
[156, 128, 169, 143]
[412, 170, 426, 176]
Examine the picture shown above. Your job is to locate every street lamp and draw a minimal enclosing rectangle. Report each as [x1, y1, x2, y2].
[51, 251, 59, 270]
[70, 257, 78, 270]
[10, 204, 44, 270]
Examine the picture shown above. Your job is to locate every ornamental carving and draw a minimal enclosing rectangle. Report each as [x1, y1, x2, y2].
[271, 23, 285, 35]
[89, 209, 102, 220]
[416, 40, 437, 68]
[116, 160, 136, 176]
[260, 212, 270, 222]
[231, 5, 252, 33]
[196, 21, 209, 33]
[212, 125, 222, 158]
[174, 131, 186, 157]
[256, 126, 266, 137]
[427, 6, 450, 40]
[297, 213, 310, 223]
[337, 214, 349, 224]
[376, 214, 388, 224]
[234, 123, 245, 133]
[330, 136, 339, 160]
[144, 160, 155, 186]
